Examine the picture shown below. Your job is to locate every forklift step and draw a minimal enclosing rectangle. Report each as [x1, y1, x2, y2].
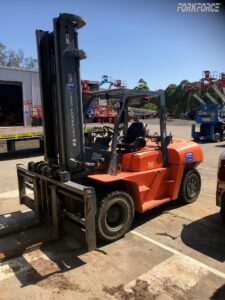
[139, 185, 150, 192]
[165, 180, 175, 184]
[142, 197, 171, 212]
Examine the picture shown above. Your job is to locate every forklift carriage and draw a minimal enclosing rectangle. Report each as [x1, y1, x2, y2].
[0, 13, 203, 260]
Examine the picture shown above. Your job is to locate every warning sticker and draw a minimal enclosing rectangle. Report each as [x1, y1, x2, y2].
[185, 152, 193, 163]
[0, 132, 43, 139]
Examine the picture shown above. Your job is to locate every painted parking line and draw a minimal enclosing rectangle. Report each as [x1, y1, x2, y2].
[0, 190, 19, 199]
[131, 230, 225, 280]
[0, 190, 33, 199]
[122, 254, 208, 298]
[200, 191, 215, 198]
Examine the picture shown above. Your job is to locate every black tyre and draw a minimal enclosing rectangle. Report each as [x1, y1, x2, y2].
[214, 133, 220, 143]
[193, 134, 200, 142]
[96, 191, 135, 242]
[220, 132, 225, 142]
[179, 169, 201, 204]
[220, 196, 225, 224]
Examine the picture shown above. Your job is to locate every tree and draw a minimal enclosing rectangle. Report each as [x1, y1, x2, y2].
[0, 42, 7, 65]
[23, 56, 38, 69]
[165, 81, 190, 117]
[0, 42, 38, 69]
[6, 49, 24, 67]
[164, 80, 211, 117]
[134, 79, 150, 90]
[144, 102, 157, 111]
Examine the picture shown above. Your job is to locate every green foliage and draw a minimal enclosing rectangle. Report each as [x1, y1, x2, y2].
[165, 81, 191, 117]
[164, 79, 222, 117]
[23, 56, 38, 69]
[134, 78, 150, 90]
[143, 102, 157, 111]
[0, 43, 7, 65]
[0, 42, 38, 69]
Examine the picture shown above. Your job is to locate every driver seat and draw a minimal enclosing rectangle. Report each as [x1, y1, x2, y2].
[125, 122, 146, 143]
[117, 122, 146, 152]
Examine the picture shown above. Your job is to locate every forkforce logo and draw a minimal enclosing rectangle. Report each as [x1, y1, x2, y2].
[177, 2, 221, 12]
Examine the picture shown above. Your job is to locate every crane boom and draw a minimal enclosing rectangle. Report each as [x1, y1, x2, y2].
[205, 92, 218, 104]
[213, 85, 225, 103]
[193, 93, 206, 105]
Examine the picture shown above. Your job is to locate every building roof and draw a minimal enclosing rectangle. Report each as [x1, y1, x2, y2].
[0, 65, 38, 73]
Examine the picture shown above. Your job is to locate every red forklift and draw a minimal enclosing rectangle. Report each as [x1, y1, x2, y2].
[0, 13, 203, 261]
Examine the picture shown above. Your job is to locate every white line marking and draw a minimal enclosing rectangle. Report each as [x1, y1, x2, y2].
[198, 166, 215, 171]
[200, 192, 215, 198]
[131, 230, 225, 280]
[123, 254, 208, 297]
[0, 190, 33, 199]
[0, 190, 19, 199]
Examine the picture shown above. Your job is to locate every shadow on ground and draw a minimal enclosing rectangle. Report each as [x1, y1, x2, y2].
[210, 284, 225, 300]
[2, 198, 225, 288]
[215, 144, 225, 148]
[181, 212, 225, 262]
[7, 238, 86, 288]
[0, 211, 86, 288]
[132, 199, 225, 263]
[0, 149, 43, 161]
[133, 199, 184, 229]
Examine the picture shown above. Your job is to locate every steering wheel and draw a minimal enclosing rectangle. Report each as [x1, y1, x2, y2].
[102, 126, 114, 136]
[150, 132, 160, 142]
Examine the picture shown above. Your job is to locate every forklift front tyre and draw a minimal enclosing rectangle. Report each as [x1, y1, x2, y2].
[96, 191, 135, 242]
[179, 169, 201, 204]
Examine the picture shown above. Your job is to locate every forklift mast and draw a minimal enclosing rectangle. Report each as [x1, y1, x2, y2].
[36, 13, 86, 171]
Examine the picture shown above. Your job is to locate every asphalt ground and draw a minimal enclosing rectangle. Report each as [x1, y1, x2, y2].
[0, 121, 224, 300]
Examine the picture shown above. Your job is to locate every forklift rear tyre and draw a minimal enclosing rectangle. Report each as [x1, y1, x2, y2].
[179, 169, 201, 204]
[96, 191, 135, 242]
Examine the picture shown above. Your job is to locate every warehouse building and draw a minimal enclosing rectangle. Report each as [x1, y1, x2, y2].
[0, 65, 99, 127]
[0, 66, 40, 126]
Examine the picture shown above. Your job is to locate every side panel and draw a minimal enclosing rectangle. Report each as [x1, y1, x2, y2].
[119, 150, 163, 172]
[168, 140, 203, 165]
[89, 164, 185, 213]
[89, 140, 202, 213]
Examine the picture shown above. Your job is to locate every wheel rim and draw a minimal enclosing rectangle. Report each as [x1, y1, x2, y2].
[187, 176, 198, 198]
[105, 203, 127, 232]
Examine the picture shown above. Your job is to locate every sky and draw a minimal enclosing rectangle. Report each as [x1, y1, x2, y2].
[0, 0, 224, 89]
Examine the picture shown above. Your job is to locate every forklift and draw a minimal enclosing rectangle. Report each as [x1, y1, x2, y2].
[0, 13, 203, 260]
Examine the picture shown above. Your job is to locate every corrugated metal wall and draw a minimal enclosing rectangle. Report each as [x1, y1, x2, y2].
[31, 71, 41, 106]
[0, 66, 100, 126]
[0, 66, 41, 125]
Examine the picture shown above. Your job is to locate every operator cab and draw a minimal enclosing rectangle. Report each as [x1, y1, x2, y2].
[83, 89, 169, 176]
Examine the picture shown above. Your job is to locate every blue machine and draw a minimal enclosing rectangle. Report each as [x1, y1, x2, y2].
[192, 104, 225, 142]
